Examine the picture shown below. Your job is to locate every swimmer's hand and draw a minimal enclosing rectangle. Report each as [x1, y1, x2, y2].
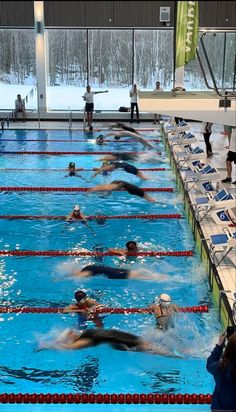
[218, 332, 227, 347]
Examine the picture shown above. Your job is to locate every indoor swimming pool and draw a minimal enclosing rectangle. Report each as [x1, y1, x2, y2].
[0, 128, 220, 411]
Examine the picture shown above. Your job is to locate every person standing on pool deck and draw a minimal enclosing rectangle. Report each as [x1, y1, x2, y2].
[82, 85, 108, 126]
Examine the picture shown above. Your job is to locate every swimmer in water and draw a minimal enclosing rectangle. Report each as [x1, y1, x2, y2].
[148, 293, 180, 331]
[63, 290, 105, 328]
[92, 160, 149, 180]
[63, 263, 170, 281]
[96, 134, 104, 145]
[67, 162, 84, 176]
[66, 205, 88, 223]
[38, 327, 179, 357]
[103, 129, 154, 149]
[88, 180, 157, 202]
[101, 153, 138, 162]
[109, 241, 139, 256]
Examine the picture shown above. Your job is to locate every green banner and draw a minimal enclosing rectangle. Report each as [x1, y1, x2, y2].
[176, 1, 199, 68]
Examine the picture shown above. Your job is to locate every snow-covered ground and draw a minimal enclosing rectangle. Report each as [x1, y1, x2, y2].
[1, 84, 148, 112]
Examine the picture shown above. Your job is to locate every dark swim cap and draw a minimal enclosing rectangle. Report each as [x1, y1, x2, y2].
[74, 290, 87, 302]
[69, 162, 75, 168]
[126, 241, 137, 250]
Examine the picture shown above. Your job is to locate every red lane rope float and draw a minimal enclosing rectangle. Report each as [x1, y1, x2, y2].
[0, 167, 169, 172]
[0, 213, 182, 221]
[0, 250, 193, 257]
[0, 139, 162, 143]
[0, 393, 212, 404]
[0, 305, 209, 314]
[0, 151, 162, 156]
[0, 186, 174, 192]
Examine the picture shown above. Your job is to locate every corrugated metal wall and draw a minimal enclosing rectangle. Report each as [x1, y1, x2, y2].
[0, 1, 235, 28]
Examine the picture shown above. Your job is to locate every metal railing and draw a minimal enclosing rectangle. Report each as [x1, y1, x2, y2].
[197, 29, 236, 98]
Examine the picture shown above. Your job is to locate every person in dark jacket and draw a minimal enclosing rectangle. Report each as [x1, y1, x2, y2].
[206, 331, 236, 411]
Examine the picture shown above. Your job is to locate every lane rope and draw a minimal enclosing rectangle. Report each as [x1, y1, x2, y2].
[0, 305, 208, 314]
[0, 167, 169, 172]
[0, 138, 162, 143]
[0, 250, 193, 257]
[0, 393, 212, 404]
[0, 151, 162, 156]
[0, 186, 174, 192]
[0, 213, 182, 220]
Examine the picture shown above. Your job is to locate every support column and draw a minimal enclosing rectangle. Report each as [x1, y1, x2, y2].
[34, 1, 47, 113]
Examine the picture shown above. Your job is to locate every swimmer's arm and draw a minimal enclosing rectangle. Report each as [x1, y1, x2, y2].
[38, 338, 93, 351]
[147, 304, 155, 312]
[143, 194, 158, 203]
[72, 269, 92, 278]
[66, 212, 74, 221]
[88, 183, 117, 192]
[104, 131, 126, 139]
[108, 248, 126, 256]
[172, 304, 180, 312]
[143, 342, 183, 358]
[147, 305, 161, 316]
[136, 135, 154, 149]
[80, 211, 88, 222]
[60, 338, 94, 350]
[92, 165, 112, 178]
[63, 304, 82, 313]
[76, 168, 84, 172]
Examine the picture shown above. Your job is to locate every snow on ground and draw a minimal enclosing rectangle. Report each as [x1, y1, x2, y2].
[1, 84, 147, 112]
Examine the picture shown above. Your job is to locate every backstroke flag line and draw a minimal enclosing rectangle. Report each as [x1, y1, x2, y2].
[175, 1, 199, 68]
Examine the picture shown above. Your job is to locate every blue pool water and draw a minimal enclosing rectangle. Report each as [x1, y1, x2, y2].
[0, 129, 219, 411]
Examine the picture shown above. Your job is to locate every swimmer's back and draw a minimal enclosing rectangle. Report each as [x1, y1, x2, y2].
[80, 328, 142, 348]
[112, 180, 144, 197]
[81, 265, 129, 279]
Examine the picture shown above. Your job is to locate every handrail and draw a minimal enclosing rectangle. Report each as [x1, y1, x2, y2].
[68, 106, 72, 131]
[199, 31, 236, 98]
[196, 48, 215, 92]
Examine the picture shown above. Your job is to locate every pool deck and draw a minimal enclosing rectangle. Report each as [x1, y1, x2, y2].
[2, 119, 236, 325]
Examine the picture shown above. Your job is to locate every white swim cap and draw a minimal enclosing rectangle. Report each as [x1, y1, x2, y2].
[73, 205, 80, 211]
[158, 293, 172, 306]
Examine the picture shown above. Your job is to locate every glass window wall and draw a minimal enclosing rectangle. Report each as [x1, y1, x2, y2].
[88, 29, 132, 111]
[0, 29, 36, 111]
[134, 30, 173, 91]
[46, 29, 87, 111]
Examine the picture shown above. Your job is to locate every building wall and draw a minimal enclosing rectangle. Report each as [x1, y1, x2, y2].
[0, 1, 235, 28]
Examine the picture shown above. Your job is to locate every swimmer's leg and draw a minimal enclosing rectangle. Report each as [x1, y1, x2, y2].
[136, 171, 150, 180]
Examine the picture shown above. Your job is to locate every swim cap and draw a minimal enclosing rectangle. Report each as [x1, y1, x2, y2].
[73, 205, 80, 211]
[157, 293, 172, 307]
[69, 162, 75, 168]
[126, 241, 137, 250]
[74, 290, 87, 302]
[98, 134, 104, 139]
